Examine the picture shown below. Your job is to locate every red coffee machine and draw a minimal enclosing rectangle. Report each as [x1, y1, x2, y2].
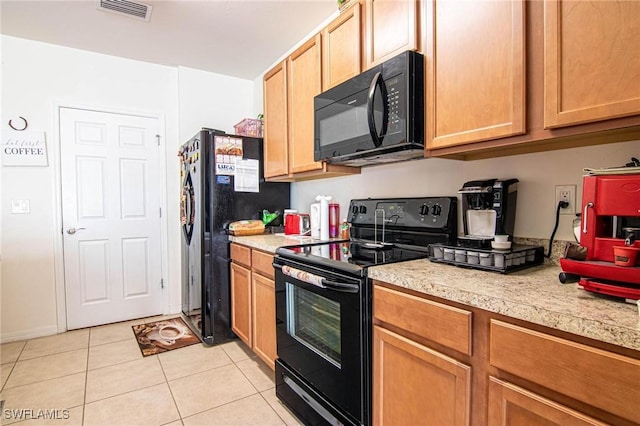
[560, 173, 640, 300]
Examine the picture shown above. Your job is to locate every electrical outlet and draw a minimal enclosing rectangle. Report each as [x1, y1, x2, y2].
[555, 185, 576, 215]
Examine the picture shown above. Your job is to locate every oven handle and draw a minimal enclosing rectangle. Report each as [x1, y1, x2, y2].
[274, 264, 360, 293]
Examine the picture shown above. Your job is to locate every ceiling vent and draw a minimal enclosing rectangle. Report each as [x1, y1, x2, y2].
[97, 0, 152, 22]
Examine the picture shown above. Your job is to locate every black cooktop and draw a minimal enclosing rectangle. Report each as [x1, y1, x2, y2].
[276, 197, 458, 276]
[276, 239, 431, 275]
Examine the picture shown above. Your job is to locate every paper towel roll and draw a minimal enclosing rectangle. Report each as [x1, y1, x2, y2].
[315, 195, 332, 241]
[310, 203, 321, 239]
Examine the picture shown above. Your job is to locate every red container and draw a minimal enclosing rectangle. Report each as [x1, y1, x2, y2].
[329, 203, 340, 238]
[613, 246, 639, 267]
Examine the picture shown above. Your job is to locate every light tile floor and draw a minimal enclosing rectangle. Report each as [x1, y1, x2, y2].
[0, 315, 303, 426]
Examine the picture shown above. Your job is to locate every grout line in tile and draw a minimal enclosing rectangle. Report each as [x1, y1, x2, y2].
[1, 363, 16, 393]
[16, 346, 90, 364]
[156, 350, 182, 421]
[180, 389, 263, 423]
[82, 332, 90, 422]
[82, 381, 172, 408]
[258, 391, 286, 424]
[161, 354, 234, 384]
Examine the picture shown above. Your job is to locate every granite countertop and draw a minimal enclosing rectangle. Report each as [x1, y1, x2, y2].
[230, 234, 640, 352]
[229, 233, 315, 253]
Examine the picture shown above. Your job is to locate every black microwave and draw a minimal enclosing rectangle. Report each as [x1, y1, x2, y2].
[314, 50, 424, 167]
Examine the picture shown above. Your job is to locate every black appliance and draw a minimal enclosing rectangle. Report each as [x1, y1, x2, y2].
[274, 197, 457, 426]
[314, 50, 424, 167]
[458, 178, 519, 248]
[179, 128, 290, 345]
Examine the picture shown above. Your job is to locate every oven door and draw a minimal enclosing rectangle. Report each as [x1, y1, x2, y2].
[274, 258, 370, 426]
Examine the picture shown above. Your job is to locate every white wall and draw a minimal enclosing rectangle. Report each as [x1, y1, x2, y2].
[0, 36, 255, 342]
[291, 140, 640, 242]
[178, 66, 254, 140]
[171, 66, 254, 313]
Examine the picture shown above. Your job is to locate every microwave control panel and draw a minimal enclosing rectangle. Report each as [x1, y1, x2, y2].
[385, 77, 404, 134]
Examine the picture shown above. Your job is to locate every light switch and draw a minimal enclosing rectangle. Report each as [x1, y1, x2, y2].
[11, 199, 30, 214]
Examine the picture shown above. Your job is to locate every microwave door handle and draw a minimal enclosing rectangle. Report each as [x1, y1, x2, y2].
[367, 71, 388, 148]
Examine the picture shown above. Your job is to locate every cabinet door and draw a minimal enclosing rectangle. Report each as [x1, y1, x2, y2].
[425, 0, 525, 149]
[287, 34, 323, 174]
[544, 0, 640, 128]
[263, 61, 289, 178]
[230, 262, 252, 347]
[252, 273, 276, 370]
[488, 377, 606, 426]
[373, 325, 470, 426]
[490, 320, 640, 424]
[364, 0, 419, 69]
[323, 2, 362, 89]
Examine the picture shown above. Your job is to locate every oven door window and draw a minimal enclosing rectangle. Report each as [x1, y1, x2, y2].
[286, 283, 341, 368]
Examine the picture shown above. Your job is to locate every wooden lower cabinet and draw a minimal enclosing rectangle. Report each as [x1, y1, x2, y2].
[373, 325, 470, 426]
[252, 272, 276, 369]
[488, 377, 605, 426]
[373, 281, 640, 426]
[230, 262, 252, 346]
[230, 243, 277, 370]
[490, 320, 640, 425]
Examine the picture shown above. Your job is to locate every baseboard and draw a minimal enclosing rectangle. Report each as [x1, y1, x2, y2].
[0, 325, 59, 344]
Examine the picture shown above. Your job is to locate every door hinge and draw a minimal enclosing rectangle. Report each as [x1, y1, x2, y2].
[156, 134, 161, 146]
[160, 278, 164, 289]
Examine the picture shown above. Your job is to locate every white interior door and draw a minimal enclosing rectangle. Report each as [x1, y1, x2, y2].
[60, 107, 164, 329]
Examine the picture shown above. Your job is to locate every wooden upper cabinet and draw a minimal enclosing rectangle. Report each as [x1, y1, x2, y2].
[263, 61, 288, 178]
[322, 2, 362, 89]
[544, 0, 640, 128]
[364, 0, 420, 69]
[425, 0, 526, 150]
[287, 34, 323, 174]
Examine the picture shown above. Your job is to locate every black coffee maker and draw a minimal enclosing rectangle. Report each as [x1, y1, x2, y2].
[458, 178, 519, 248]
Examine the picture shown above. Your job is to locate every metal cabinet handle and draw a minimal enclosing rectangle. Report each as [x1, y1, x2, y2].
[67, 227, 86, 235]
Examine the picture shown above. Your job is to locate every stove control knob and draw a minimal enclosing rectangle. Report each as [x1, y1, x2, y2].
[359, 205, 367, 214]
[419, 204, 429, 216]
[352, 205, 359, 214]
[431, 204, 442, 216]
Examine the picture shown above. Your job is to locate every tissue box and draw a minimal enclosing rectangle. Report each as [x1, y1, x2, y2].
[234, 118, 263, 137]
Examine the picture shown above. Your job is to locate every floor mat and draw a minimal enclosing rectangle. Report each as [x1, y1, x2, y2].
[132, 317, 201, 356]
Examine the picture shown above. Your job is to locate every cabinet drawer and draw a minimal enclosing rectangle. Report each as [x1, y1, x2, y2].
[490, 320, 640, 424]
[374, 285, 472, 356]
[230, 243, 251, 267]
[252, 250, 275, 279]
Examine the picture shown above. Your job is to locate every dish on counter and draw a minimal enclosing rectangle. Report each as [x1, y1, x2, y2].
[491, 241, 512, 250]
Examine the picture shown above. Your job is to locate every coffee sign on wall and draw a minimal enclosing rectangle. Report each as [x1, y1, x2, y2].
[2, 131, 48, 166]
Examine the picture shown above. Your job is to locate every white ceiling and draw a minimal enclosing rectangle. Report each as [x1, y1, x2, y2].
[0, 0, 338, 80]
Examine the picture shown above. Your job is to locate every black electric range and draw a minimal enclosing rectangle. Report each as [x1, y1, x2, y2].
[273, 197, 457, 426]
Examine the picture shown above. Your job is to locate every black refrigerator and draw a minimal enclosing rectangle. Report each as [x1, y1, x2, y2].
[179, 128, 290, 345]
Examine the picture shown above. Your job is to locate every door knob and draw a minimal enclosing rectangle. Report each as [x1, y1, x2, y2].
[67, 227, 86, 235]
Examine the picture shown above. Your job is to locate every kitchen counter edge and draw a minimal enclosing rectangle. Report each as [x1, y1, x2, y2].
[230, 234, 640, 352]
